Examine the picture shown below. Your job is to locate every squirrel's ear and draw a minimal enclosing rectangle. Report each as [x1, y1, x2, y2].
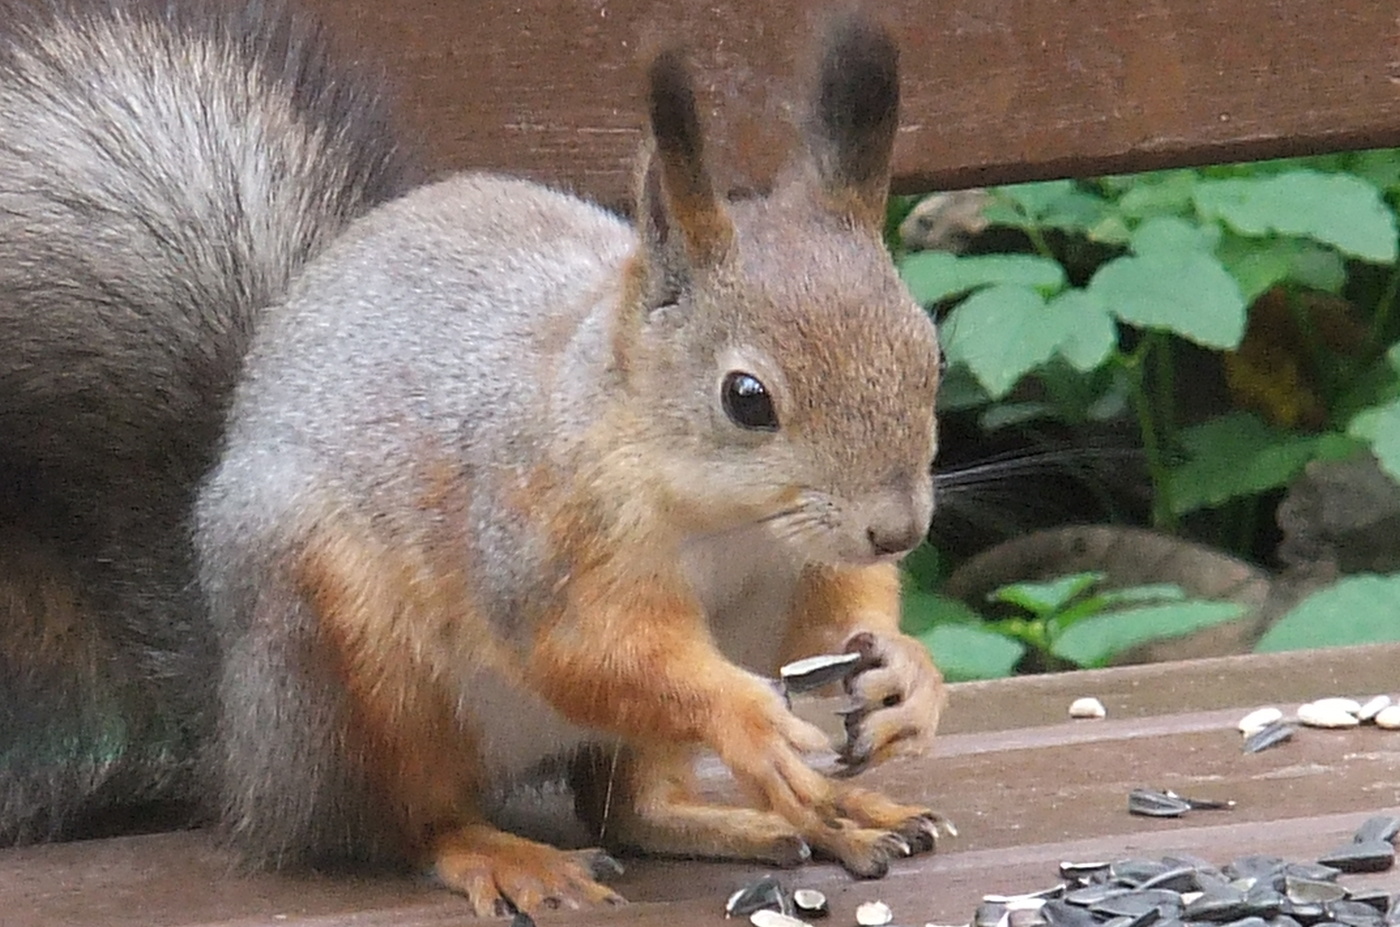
[635, 46, 734, 297]
[803, 10, 900, 232]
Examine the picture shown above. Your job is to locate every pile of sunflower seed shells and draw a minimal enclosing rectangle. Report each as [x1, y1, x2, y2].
[723, 817, 1399, 927]
[1240, 695, 1400, 754]
[973, 816, 1399, 927]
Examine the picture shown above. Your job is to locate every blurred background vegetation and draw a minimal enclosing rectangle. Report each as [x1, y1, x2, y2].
[894, 150, 1400, 680]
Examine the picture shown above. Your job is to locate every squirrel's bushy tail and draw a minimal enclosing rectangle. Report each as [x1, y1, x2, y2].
[0, 0, 422, 842]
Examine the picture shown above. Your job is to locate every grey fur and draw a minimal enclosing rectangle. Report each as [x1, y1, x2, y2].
[196, 15, 939, 871]
[0, 0, 419, 843]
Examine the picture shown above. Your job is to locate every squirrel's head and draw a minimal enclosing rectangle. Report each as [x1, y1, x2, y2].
[615, 12, 940, 567]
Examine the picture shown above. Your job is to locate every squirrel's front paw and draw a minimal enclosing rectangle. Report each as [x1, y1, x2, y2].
[710, 684, 839, 828]
[839, 630, 947, 770]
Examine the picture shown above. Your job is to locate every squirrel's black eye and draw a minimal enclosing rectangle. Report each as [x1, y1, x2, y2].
[721, 371, 778, 431]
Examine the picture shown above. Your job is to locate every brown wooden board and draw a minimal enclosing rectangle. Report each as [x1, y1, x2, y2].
[302, 0, 1400, 206]
[4, 643, 1399, 926]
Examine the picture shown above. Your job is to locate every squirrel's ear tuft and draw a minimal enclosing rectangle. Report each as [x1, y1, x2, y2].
[804, 10, 900, 231]
[635, 45, 734, 296]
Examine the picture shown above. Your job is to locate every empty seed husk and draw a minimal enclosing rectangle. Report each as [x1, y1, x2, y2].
[1317, 840, 1396, 873]
[791, 888, 829, 917]
[1070, 697, 1108, 719]
[855, 900, 894, 926]
[778, 652, 862, 695]
[1354, 815, 1400, 845]
[726, 875, 787, 917]
[1284, 876, 1347, 904]
[1010, 906, 1050, 927]
[1060, 861, 1113, 882]
[1346, 890, 1392, 914]
[1243, 721, 1296, 754]
[1238, 707, 1284, 735]
[1184, 887, 1251, 922]
[1043, 899, 1102, 927]
[1128, 789, 1192, 818]
[1327, 898, 1388, 926]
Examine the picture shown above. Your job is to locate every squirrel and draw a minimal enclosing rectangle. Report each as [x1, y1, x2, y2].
[0, 0, 949, 916]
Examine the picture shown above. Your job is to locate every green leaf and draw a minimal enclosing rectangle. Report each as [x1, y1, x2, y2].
[990, 181, 1109, 234]
[1043, 289, 1119, 371]
[1167, 412, 1364, 515]
[1194, 170, 1399, 263]
[1213, 235, 1347, 303]
[916, 623, 1026, 681]
[898, 252, 1066, 305]
[941, 283, 1118, 399]
[1113, 170, 1198, 219]
[900, 542, 945, 593]
[1347, 397, 1400, 485]
[1288, 243, 1347, 293]
[1051, 600, 1246, 667]
[1096, 583, 1188, 606]
[941, 285, 1053, 399]
[990, 572, 1103, 617]
[901, 589, 984, 636]
[1257, 574, 1400, 652]
[1350, 149, 1400, 193]
[1087, 252, 1247, 349]
[1129, 216, 1219, 256]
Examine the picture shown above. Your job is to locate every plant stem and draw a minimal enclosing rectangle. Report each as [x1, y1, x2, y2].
[1366, 261, 1400, 360]
[1122, 339, 1177, 531]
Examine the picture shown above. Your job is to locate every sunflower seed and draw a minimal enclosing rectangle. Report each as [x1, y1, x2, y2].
[1239, 708, 1285, 735]
[1070, 697, 1108, 719]
[1358, 695, 1392, 722]
[856, 900, 894, 926]
[750, 910, 806, 927]
[779, 652, 862, 695]
[1296, 701, 1361, 728]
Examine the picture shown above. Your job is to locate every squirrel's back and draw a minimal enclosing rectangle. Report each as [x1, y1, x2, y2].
[0, 0, 420, 842]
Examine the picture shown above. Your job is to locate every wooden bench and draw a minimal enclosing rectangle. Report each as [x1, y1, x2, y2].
[7, 1, 1400, 924]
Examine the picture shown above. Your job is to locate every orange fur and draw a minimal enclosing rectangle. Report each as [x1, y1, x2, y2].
[295, 527, 485, 846]
[779, 562, 902, 664]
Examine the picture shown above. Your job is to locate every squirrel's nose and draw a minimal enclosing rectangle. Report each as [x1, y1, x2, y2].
[865, 520, 924, 558]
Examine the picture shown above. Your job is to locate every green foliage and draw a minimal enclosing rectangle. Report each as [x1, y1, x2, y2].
[896, 149, 1400, 677]
[1168, 413, 1362, 516]
[922, 573, 1246, 677]
[1257, 574, 1400, 651]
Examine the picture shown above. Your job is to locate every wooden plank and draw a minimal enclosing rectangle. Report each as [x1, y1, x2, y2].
[4, 644, 1398, 926]
[301, 0, 1400, 205]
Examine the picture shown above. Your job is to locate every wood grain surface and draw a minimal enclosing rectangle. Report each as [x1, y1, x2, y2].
[5, 644, 1398, 927]
[300, 0, 1400, 206]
